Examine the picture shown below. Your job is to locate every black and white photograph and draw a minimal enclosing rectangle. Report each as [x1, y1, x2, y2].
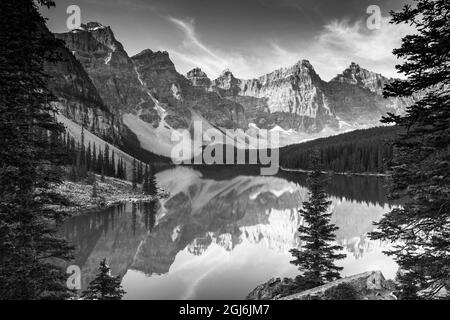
[0, 0, 449, 308]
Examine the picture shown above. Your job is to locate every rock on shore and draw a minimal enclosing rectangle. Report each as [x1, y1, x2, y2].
[247, 271, 397, 300]
[52, 175, 159, 214]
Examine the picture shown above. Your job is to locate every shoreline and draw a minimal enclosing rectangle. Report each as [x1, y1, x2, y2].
[247, 271, 397, 300]
[279, 166, 390, 177]
[58, 196, 156, 215]
[52, 175, 160, 215]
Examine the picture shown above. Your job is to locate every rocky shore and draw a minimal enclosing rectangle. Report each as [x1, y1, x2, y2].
[52, 175, 163, 215]
[280, 166, 390, 177]
[247, 271, 398, 300]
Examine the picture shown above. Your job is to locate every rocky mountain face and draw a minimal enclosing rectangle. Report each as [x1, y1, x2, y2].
[54, 22, 149, 114]
[49, 21, 412, 160]
[326, 62, 413, 127]
[56, 22, 245, 132]
[331, 62, 390, 95]
[52, 23, 247, 160]
[131, 49, 245, 130]
[130, 48, 189, 129]
[186, 67, 211, 88]
[215, 61, 336, 132]
[193, 60, 412, 133]
[44, 27, 119, 142]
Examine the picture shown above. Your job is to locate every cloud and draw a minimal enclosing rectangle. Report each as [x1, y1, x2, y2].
[83, 0, 160, 12]
[166, 14, 414, 81]
[166, 16, 307, 79]
[168, 17, 224, 62]
[282, 15, 415, 80]
[258, 0, 319, 12]
[167, 16, 230, 77]
[316, 16, 412, 78]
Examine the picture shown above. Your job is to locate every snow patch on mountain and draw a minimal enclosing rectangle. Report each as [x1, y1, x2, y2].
[123, 113, 195, 161]
[105, 52, 112, 65]
[134, 65, 145, 86]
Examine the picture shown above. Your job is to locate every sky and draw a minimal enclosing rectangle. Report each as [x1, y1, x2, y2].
[42, 0, 414, 81]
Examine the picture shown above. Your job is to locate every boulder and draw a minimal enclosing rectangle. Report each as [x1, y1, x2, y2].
[247, 271, 397, 300]
[246, 277, 300, 300]
[280, 271, 396, 300]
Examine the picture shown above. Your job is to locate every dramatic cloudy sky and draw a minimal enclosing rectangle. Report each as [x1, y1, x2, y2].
[42, 0, 414, 80]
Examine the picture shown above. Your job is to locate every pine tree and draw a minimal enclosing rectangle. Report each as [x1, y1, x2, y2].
[122, 163, 127, 181]
[111, 150, 116, 178]
[132, 159, 137, 190]
[74, 141, 81, 180]
[63, 132, 68, 153]
[279, 126, 398, 174]
[137, 161, 143, 184]
[69, 159, 78, 182]
[369, 0, 450, 299]
[148, 164, 158, 196]
[117, 159, 122, 180]
[103, 144, 110, 176]
[143, 201, 157, 232]
[86, 142, 92, 172]
[142, 164, 149, 194]
[120, 159, 125, 180]
[0, 0, 73, 299]
[80, 126, 85, 166]
[97, 147, 103, 174]
[91, 173, 98, 198]
[78, 142, 87, 179]
[97, 146, 105, 182]
[81, 259, 125, 300]
[290, 152, 346, 289]
[92, 142, 97, 174]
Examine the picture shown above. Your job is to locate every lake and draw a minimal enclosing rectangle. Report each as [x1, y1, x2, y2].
[61, 166, 398, 299]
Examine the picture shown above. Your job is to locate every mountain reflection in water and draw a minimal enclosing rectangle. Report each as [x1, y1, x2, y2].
[61, 166, 398, 299]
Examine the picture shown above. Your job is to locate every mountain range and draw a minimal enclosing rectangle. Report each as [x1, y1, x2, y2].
[46, 22, 413, 163]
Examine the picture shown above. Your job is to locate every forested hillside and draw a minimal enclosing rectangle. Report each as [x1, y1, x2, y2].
[280, 126, 400, 174]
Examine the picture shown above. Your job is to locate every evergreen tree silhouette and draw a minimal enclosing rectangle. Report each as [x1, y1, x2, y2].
[142, 164, 149, 194]
[148, 164, 158, 196]
[0, 0, 73, 299]
[81, 259, 125, 300]
[290, 152, 346, 289]
[92, 173, 98, 198]
[370, 0, 450, 299]
[132, 159, 137, 190]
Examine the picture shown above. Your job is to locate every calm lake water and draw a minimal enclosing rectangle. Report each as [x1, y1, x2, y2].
[61, 166, 398, 300]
